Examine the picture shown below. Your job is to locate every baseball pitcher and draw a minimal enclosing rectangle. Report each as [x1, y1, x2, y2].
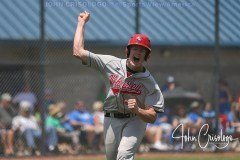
[73, 11, 164, 160]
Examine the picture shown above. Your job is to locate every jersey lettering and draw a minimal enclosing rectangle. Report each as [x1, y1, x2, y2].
[109, 74, 143, 95]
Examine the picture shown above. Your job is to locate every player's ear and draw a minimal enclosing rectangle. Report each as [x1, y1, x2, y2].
[147, 53, 150, 59]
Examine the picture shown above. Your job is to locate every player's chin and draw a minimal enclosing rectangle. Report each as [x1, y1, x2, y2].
[133, 61, 144, 68]
[129, 62, 138, 69]
[129, 59, 142, 66]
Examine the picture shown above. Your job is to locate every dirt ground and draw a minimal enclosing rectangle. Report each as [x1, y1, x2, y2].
[0, 152, 239, 160]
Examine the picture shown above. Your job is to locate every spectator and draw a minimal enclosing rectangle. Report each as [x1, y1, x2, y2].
[219, 114, 229, 133]
[12, 84, 37, 112]
[227, 102, 240, 151]
[161, 76, 176, 92]
[43, 89, 55, 111]
[188, 101, 204, 135]
[46, 103, 80, 154]
[46, 104, 65, 132]
[202, 102, 216, 133]
[145, 111, 172, 151]
[63, 101, 95, 149]
[92, 101, 104, 127]
[0, 93, 16, 156]
[12, 101, 58, 155]
[219, 79, 233, 115]
[172, 104, 195, 151]
[56, 101, 67, 111]
[92, 101, 104, 151]
[228, 102, 240, 134]
[172, 104, 191, 131]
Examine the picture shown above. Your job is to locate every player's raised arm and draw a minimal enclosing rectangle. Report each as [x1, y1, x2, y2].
[73, 11, 90, 64]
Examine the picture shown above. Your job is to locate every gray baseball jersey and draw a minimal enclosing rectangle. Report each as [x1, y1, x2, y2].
[84, 52, 164, 113]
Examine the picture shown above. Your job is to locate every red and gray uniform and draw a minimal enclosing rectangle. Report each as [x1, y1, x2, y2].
[84, 51, 164, 160]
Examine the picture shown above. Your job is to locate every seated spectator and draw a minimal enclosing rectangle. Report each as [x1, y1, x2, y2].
[63, 101, 95, 150]
[46, 103, 79, 154]
[172, 104, 191, 132]
[202, 102, 216, 133]
[12, 101, 58, 155]
[187, 101, 204, 135]
[219, 114, 228, 133]
[171, 104, 192, 148]
[56, 101, 67, 111]
[227, 102, 240, 134]
[46, 104, 65, 133]
[145, 111, 172, 151]
[12, 84, 37, 113]
[227, 102, 240, 151]
[92, 101, 104, 151]
[43, 89, 55, 112]
[219, 79, 233, 115]
[0, 93, 16, 156]
[92, 101, 104, 132]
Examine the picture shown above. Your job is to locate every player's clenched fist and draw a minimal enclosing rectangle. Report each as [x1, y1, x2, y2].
[78, 11, 90, 23]
[125, 99, 139, 114]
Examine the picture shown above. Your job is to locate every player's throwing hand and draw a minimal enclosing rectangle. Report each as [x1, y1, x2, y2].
[78, 11, 90, 23]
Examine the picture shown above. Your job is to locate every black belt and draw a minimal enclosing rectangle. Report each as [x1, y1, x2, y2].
[104, 112, 136, 118]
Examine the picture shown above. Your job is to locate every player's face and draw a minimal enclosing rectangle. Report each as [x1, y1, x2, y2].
[128, 45, 148, 70]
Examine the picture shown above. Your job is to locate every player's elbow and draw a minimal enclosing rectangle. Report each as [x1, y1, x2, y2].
[149, 115, 157, 124]
[73, 48, 88, 64]
[73, 47, 85, 59]
[148, 110, 157, 123]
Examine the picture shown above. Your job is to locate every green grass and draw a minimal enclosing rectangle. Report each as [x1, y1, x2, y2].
[81, 153, 239, 160]
[137, 158, 239, 160]
[6, 153, 238, 160]
[136, 154, 239, 160]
